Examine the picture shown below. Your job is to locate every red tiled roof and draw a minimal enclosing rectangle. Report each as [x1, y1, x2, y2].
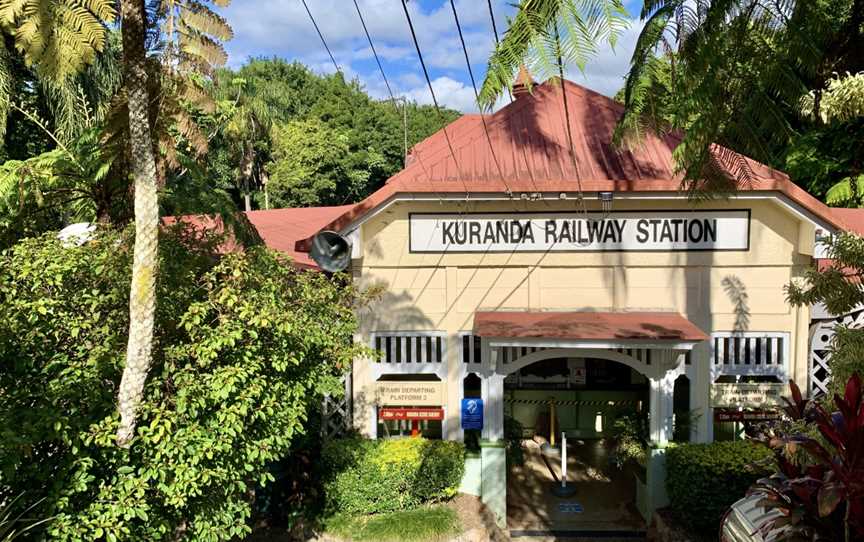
[243, 206, 353, 267]
[474, 311, 708, 342]
[296, 79, 857, 251]
[164, 205, 352, 268]
[828, 208, 864, 236]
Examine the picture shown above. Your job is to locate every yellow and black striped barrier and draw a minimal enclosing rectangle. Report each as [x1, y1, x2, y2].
[504, 398, 638, 407]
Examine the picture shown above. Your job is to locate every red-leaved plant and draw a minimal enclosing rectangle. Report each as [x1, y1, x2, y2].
[748, 373, 864, 541]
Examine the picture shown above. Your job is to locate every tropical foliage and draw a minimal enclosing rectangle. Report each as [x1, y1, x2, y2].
[0, 0, 115, 80]
[799, 71, 864, 206]
[747, 375, 864, 541]
[267, 118, 385, 207]
[787, 233, 864, 396]
[478, 0, 629, 108]
[616, 0, 864, 198]
[0, 227, 366, 540]
[203, 58, 458, 211]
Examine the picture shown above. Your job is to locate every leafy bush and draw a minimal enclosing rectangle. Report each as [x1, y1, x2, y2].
[747, 375, 864, 541]
[504, 414, 525, 466]
[322, 438, 464, 516]
[666, 440, 773, 533]
[610, 411, 648, 469]
[0, 227, 366, 541]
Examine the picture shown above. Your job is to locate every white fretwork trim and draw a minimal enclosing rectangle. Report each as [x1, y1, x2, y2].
[710, 331, 790, 381]
[369, 331, 448, 379]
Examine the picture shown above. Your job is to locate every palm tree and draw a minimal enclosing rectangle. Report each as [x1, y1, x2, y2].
[115, 0, 234, 446]
[1, 0, 233, 447]
[114, 0, 161, 448]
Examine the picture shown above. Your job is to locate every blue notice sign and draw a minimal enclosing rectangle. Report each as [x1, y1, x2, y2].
[461, 398, 483, 430]
[558, 502, 583, 514]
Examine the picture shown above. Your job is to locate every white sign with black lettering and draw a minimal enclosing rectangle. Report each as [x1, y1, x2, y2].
[409, 210, 750, 253]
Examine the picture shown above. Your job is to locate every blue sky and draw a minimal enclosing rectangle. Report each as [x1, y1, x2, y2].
[216, 1, 646, 112]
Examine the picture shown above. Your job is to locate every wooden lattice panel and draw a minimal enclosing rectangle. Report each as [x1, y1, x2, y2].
[810, 306, 864, 398]
[321, 371, 352, 439]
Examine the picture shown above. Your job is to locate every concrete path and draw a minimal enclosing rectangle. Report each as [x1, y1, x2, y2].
[507, 439, 645, 540]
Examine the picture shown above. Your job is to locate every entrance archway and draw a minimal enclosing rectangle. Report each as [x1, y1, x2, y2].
[502, 353, 649, 534]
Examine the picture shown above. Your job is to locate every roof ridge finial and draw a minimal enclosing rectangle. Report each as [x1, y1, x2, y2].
[513, 64, 535, 99]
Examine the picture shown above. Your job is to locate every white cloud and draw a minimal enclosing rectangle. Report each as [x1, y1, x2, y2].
[403, 76, 477, 112]
[570, 20, 645, 97]
[217, 1, 643, 113]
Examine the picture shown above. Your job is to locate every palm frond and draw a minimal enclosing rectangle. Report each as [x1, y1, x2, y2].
[0, 0, 116, 80]
[479, 0, 629, 109]
[617, 0, 824, 197]
[158, 0, 232, 75]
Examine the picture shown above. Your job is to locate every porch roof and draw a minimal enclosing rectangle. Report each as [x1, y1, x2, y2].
[473, 311, 708, 342]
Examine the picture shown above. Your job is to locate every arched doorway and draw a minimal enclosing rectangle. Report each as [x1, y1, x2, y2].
[502, 352, 649, 534]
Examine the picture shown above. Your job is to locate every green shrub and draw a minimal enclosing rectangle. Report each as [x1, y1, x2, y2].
[666, 440, 774, 534]
[0, 228, 366, 541]
[322, 438, 464, 515]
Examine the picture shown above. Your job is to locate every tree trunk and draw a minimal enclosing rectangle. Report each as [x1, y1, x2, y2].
[116, 0, 160, 448]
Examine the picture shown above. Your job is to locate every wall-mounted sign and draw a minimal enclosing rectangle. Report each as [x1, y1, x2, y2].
[711, 383, 786, 408]
[714, 409, 781, 423]
[380, 407, 444, 421]
[409, 210, 750, 253]
[569, 359, 587, 386]
[376, 381, 443, 406]
[461, 398, 484, 430]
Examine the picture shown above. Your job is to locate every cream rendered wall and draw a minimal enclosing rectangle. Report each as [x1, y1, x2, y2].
[352, 198, 814, 439]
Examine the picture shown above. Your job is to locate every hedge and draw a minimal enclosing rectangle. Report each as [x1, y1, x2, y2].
[666, 440, 774, 534]
[322, 438, 465, 516]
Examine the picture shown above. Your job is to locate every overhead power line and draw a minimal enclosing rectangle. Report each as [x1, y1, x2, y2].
[486, 0, 513, 103]
[352, 0, 412, 167]
[353, 0, 394, 101]
[400, 0, 469, 196]
[300, 0, 340, 73]
[553, 19, 588, 216]
[448, 0, 513, 197]
[487, 0, 501, 44]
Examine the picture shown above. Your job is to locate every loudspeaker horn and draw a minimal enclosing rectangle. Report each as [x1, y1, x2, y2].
[310, 230, 352, 272]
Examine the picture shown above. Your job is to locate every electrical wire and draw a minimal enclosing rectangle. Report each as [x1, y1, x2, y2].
[449, 0, 514, 197]
[553, 18, 589, 217]
[300, 0, 340, 73]
[400, 0, 470, 197]
[352, 0, 411, 167]
[353, 0, 394, 101]
[486, 0, 513, 103]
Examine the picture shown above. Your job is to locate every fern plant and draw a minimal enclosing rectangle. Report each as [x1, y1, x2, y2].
[159, 0, 233, 75]
[799, 72, 864, 207]
[0, 0, 116, 80]
[0, 0, 118, 146]
[0, 494, 52, 540]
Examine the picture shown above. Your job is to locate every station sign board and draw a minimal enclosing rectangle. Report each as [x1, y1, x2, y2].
[409, 210, 750, 253]
[711, 383, 786, 409]
[376, 381, 443, 406]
